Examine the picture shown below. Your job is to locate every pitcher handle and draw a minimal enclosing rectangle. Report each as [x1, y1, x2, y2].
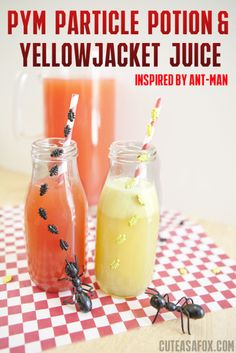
[13, 71, 43, 138]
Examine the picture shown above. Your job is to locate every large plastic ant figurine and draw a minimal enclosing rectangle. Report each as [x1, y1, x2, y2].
[146, 287, 205, 334]
[59, 255, 94, 313]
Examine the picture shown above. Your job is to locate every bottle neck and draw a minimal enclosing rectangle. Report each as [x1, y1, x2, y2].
[30, 138, 79, 183]
[108, 141, 157, 182]
[32, 138, 77, 162]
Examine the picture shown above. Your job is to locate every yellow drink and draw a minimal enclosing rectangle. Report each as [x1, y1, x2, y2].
[95, 177, 159, 297]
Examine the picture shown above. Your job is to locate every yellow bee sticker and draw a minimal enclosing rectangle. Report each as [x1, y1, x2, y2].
[211, 267, 221, 275]
[125, 178, 136, 189]
[116, 234, 127, 245]
[137, 194, 145, 206]
[151, 108, 158, 122]
[128, 215, 139, 227]
[137, 153, 149, 162]
[110, 259, 120, 270]
[146, 123, 152, 137]
[2, 275, 13, 284]
[179, 267, 188, 275]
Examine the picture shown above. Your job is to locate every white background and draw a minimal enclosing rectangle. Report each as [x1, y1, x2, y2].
[0, 0, 235, 225]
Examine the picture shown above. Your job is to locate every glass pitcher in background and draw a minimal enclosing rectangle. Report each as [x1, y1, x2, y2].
[15, 67, 116, 205]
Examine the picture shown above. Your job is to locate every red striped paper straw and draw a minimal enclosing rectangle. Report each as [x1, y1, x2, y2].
[135, 97, 162, 179]
[53, 94, 79, 180]
[64, 94, 79, 146]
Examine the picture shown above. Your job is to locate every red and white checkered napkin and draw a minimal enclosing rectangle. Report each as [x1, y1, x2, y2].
[0, 206, 236, 353]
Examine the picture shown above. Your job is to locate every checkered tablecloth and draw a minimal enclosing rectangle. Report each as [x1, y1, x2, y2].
[0, 205, 236, 353]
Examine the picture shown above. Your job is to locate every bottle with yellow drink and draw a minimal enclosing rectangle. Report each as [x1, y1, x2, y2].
[95, 139, 160, 297]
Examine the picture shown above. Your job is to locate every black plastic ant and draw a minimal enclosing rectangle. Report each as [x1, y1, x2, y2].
[146, 287, 205, 334]
[59, 255, 94, 313]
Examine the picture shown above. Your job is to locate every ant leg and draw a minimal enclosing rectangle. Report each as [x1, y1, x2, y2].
[81, 283, 94, 292]
[163, 293, 170, 303]
[185, 310, 191, 335]
[81, 288, 91, 293]
[74, 255, 79, 269]
[62, 287, 75, 305]
[78, 266, 86, 278]
[63, 288, 75, 305]
[185, 297, 194, 304]
[72, 286, 76, 300]
[175, 296, 193, 307]
[152, 309, 160, 324]
[62, 297, 75, 305]
[147, 287, 158, 293]
[58, 277, 71, 282]
[145, 287, 159, 295]
[82, 284, 95, 297]
[175, 296, 186, 306]
[179, 308, 185, 334]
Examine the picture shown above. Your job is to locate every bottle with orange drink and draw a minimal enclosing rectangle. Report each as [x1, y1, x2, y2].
[24, 138, 87, 292]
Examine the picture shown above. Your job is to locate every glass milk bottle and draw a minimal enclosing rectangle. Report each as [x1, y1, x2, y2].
[24, 138, 87, 292]
[95, 141, 160, 297]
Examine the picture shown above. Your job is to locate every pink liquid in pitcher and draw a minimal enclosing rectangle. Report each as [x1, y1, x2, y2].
[43, 78, 115, 205]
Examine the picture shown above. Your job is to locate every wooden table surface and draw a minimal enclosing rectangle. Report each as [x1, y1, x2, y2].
[1, 167, 236, 353]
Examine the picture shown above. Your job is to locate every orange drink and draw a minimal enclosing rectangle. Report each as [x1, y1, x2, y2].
[24, 138, 87, 292]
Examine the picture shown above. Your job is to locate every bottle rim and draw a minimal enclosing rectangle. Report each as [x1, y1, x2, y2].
[109, 140, 157, 164]
[32, 138, 77, 161]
